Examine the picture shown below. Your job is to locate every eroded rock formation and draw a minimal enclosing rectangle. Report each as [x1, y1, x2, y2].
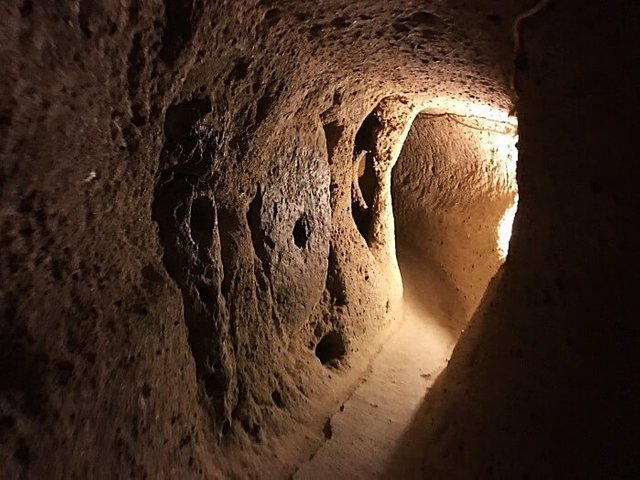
[393, 113, 518, 319]
[1, 0, 638, 478]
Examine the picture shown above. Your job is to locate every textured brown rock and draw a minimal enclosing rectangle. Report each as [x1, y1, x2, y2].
[0, 0, 638, 478]
[393, 113, 518, 319]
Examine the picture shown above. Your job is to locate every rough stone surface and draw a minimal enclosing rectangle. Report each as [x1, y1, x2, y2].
[393, 113, 517, 317]
[417, 1, 640, 478]
[1, 0, 637, 478]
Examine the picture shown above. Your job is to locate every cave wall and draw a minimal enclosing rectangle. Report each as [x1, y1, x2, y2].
[419, 0, 640, 477]
[0, 0, 542, 478]
[392, 113, 517, 317]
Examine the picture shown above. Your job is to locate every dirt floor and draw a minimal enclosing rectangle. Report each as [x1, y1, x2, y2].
[293, 246, 464, 479]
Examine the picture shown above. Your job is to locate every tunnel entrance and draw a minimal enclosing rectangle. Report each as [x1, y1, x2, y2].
[298, 107, 519, 477]
[391, 109, 519, 324]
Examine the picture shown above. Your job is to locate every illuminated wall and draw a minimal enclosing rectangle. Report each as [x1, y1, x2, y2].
[392, 109, 518, 318]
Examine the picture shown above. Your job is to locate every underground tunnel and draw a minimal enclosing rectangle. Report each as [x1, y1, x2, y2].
[1, 0, 639, 479]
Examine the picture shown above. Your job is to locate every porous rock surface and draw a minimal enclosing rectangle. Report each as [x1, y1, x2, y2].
[1, 0, 638, 478]
[417, 1, 640, 478]
[393, 113, 517, 319]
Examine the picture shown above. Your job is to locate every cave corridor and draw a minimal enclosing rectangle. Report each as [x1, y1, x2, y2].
[1, 1, 639, 478]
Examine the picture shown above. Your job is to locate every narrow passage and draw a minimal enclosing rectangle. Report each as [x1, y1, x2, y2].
[294, 247, 464, 479]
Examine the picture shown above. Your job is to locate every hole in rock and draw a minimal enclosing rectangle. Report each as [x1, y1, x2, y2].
[221, 420, 231, 436]
[315, 330, 346, 365]
[190, 196, 215, 248]
[272, 390, 285, 408]
[159, 0, 196, 65]
[164, 97, 211, 148]
[352, 111, 381, 242]
[323, 120, 343, 162]
[204, 372, 225, 399]
[293, 213, 310, 248]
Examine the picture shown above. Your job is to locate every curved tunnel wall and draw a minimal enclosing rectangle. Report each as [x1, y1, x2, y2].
[392, 113, 518, 319]
[2, 1, 519, 475]
[1, 0, 637, 478]
[417, 1, 640, 478]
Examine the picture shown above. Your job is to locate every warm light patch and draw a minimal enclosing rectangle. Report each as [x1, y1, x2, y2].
[497, 194, 518, 259]
[414, 96, 518, 126]
[398, 97, 520, 268]
[484, 125, 518, 260]
[479, 126, 519, 259]
[423, 98, 519, 260]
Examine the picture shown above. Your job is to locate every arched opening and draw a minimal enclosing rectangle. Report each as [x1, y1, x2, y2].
[296, 100, 520, 478]
[392, 109, 519, 330]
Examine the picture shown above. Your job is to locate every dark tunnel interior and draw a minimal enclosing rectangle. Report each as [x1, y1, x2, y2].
[0, 0, 639, 478]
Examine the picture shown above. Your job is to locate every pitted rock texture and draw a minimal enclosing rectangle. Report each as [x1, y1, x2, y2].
[1, 0, 518, 476]
[1, 0, 637, 479]
[393, 113, 517, 318]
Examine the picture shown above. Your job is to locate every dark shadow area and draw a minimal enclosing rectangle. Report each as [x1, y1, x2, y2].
[352, 110, 381, 243]
[380, 269, 506, 479]
[190, 196, 216, 248]
[315, 330, 347, 365]
[293, 213, 310, 249]
[381, 369, 448, 479]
